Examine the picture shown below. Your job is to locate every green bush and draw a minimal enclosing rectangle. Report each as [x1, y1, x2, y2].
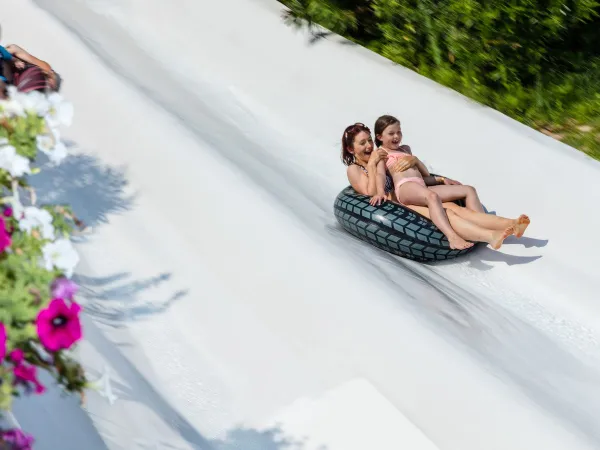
[280, 0, 600, 159]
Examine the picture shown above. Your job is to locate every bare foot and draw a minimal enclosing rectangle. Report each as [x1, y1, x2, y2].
[490, 226, 515, 250]
[448, 236, 474, 250]
[513, 215, 530, 238]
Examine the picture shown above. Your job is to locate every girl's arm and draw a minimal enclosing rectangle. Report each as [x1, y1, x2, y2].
[373, 159, 388, 196]
[366, 160, 389, 206]
[347, 161, 386, 197]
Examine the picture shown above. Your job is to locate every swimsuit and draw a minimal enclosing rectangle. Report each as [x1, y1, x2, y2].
[355, 163, 394, 194]
[0, 45, 12, 82]
[385, 151, 426, 200]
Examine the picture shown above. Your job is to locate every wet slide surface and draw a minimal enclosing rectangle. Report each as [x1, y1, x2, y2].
[4, 0, 600, 449]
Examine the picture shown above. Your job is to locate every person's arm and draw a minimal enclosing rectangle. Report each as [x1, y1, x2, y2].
[365, 159, 389, 205]
[367, 158, 388, 197]
[348, 165, 370, 195]
[404, 147, 432, 178]
[423, 175, 444, 186]
[348, 161, 388, 206]
[425, 174, 462, 186]
[348, 163, 384, 197]
[375, 160, 389, 195]
[6, 44, 52, 74]
[414, 159, 431, 177]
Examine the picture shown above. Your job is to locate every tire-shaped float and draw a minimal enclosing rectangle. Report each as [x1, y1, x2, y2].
[333, 185, 477, 262]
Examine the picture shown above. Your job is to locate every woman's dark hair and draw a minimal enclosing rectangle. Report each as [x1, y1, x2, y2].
[374, 115, 400, 147]
[341, 122, 371, 166]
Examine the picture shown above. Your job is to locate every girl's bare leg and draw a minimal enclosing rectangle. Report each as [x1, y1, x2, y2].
[428, 185, 485, 213]
[397, 183, 473, 250]
[407, 205, 514, 249]
[442, 203, 530, 237]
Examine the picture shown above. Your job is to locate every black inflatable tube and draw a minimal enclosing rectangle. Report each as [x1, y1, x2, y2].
[333, 185, 478, 262]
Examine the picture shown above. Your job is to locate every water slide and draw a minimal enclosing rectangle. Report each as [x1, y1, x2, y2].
[4, 0, 600, 449]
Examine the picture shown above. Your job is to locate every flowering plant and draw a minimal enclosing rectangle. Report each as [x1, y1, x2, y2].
[0, 86, 87, 449]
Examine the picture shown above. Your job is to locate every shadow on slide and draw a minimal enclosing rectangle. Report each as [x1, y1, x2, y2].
[326, 220, 600, 448]
[31, 141, 135, 229]
[81, 316, 315, 450]
[25, 144, 312, 449]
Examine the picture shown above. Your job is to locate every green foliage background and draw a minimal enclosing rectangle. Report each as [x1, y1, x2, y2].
[280, 0, 600, 159]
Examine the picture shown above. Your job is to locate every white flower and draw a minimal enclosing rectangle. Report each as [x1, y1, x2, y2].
[46, 93, 73, 127]
[14, 90, 50, 116]
[36, 134, 54, 153]
[0, 96, 25, 118]
[36, 127, 68, 165]
[10, 197, 24, 220]
[48, 141, 68, 165]
[41, 238, 79, 278]
[0, 145, 31, 177]
[19, 206, 55, 240]
[0, 87, 52, 118]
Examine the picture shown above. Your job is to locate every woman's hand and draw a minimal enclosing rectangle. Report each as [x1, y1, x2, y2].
[441, 177, 462, 185]
[368, 149, 388, 167]
[389, 155, 418, 173]
[369, 193, 387, 206]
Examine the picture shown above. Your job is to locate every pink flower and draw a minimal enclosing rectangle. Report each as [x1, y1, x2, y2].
[10, 350, 45, 395]
[0, 216, 11, 252]
[13, 365, 46, 394]
[0, 428, 34, 450]
[2, 206, 12, 217]
[10, 349, 24, 363]
[36, 298, 82, 351]
[0, 323, 6, 361]
[51, 277, 79, 301]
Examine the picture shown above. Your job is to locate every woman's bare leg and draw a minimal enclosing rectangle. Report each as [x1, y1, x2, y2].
[442, 203, 530, 237]
[407, 205, 514, 249]
[397, 183, 473, 250]
[428, 184, 485, 213]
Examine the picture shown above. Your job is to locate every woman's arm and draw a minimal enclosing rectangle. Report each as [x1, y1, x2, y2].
[347, 163, 383, 197]
[415, 159, 431, 177]
[403, 145, 460, 184]
[6, 44, 52, 74]
[423, 175, 445, 186]
[347, 165, 370, 195]
[424, 174, 462, 186]
[404, 148, 430, 177]
[347, 159, 387, 195]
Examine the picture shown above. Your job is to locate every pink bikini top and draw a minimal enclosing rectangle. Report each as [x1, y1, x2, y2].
[385, 151, 412, 169]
